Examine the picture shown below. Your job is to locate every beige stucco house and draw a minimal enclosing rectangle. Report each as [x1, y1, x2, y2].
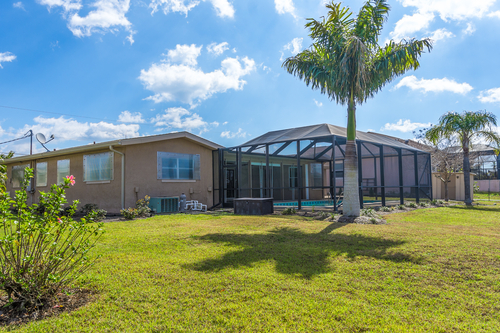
[4, 132, 222, 213]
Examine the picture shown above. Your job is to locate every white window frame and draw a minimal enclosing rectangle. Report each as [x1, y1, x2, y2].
[83, 152, 114, 182]
[57, 159, 70, 185]
[36, 162, 48, 187]
[157, 152, 200, 181]
[12, 164, 29, 188]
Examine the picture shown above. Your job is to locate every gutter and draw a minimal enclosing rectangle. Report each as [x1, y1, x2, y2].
[109, 145, 125, 210]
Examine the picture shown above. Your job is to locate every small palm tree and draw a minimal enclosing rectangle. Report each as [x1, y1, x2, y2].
[282, 0, 432, 216]
[426, 111, 500, 206]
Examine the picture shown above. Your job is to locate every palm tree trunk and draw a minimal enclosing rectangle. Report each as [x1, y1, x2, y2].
[343, 100, 360, 217]
[463, 145, 472, 206]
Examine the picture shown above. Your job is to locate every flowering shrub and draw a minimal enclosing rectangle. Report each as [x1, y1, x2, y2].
[121, 196, 152, 220]
[120, 207, 138, 220]
[0, 169, 104, 310]
[135, 195, 152, 218]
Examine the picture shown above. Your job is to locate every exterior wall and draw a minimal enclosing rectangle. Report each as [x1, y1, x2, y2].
[5, 138, 216, 214]
[5, 148, 122, 211]
[123, 138, 215, 210]
[432, 172, 474, 200]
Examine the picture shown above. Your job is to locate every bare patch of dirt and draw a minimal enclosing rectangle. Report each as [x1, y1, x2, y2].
[0, 288, 96, 327]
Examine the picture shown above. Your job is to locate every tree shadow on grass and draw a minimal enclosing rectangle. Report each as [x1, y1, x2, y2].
[185, 223, 422, 279]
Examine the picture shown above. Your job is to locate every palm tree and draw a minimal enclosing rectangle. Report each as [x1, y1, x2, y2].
[282, 0, 432, 216]
[426, 111, 500, 206]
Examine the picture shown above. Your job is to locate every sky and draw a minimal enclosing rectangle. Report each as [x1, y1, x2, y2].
[1, 0, 500, 156]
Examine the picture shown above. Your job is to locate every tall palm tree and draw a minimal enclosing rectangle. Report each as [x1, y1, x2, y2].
[282, 0, 432, 216]
[426, 111, 500, 206]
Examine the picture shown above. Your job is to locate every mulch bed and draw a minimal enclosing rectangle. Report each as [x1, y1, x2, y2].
[0, 288, 95, 327]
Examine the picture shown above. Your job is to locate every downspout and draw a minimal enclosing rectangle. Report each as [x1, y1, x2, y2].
[109, 145, 125, 210]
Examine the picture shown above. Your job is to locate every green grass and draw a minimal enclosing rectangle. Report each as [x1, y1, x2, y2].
[4, 207, 500, 332]
[474, 191, 500, 200]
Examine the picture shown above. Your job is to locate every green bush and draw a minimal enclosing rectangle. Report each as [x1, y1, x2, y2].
[121, 207, 138, 220]
[379, 206, 392, 212]
[0, 169, 104, 309]
[405, 202, 418, 208]
[419, 202, 429, 207]
[135, 195, 152, 218]
[361, 208, 378, 218]
[281, 207, 296, 215]
[396, 204, 406, 210]
[80, 203, 99, 215]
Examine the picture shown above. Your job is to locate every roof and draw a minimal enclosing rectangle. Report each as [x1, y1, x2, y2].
[239, 123, 425, 152]
[3, 131, 223, 164]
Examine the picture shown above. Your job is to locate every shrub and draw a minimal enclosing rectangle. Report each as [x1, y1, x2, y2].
[405, 202, 418, 208]
[135, 195, 152, 218]
[80, 203, 99, 216]
[430, 199, 438, 205]
[419, 202, 429, 207]
[396, 204, 406, 210]
[317, 211, 329, 220]
[0, 170, 104, 310]
[281, 207, 296, 215]
[379, 206, 392, 212]
[121, 207, 138, 220]
[361, 208, 378, 218]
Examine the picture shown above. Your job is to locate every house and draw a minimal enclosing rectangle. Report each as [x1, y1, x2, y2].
[4, 132, 222, 213]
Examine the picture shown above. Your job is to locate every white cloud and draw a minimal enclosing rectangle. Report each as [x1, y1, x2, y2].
[0, 52, 16, 68]
[398, 0, 495, 21]
[389, 0, 495, 42]
[222, 121, 228, 125]
[0, 116, 140, 155]
[207, 42, 229, 56]
[37, 0, 132, 38]
[463, 23, 476, 35]
[394, 75, 473, 94]
[209, 0, 234, 18]
[488, 10, 500, 18]
[478, 87, 500, 103]
[389, 12, 434, 41]
[68, 0, 131, 37]
[382, 119, 432, 133]
[284, 37, 302, 55]
[220, 128, 246, 138]
[314, 99, 322, 107]
[274, 0, 296, 17]
[150, 107, 215, 134]
[139, 44, 256, 106]
[149, 0, 234, 18]
[428, 28, 454, 41]
[167, 44, 202, 66]
[13, 2, 26, 10]
[118, 111, 145, 123]
[126, 30, 136, 45]
[37, 0, 82, 13]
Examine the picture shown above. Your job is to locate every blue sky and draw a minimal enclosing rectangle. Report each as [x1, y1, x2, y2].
[1, 0, 500, 155]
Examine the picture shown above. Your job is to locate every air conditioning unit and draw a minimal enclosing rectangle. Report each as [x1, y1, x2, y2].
[149, 197, 179, 213]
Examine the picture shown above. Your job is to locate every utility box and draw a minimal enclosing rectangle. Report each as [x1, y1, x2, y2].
[149, 197, 179, 213]
[234, 198, 273, 215]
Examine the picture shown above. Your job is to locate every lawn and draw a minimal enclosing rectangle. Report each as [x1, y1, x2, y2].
[474, 191, 500, 201]
[3, 206, 500, 332]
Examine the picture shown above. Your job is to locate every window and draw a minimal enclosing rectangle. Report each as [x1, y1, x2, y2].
[83, 152, 113, 182]
[36, 162, 47, 187]
[57, 159, 70, 184]
[157, 152, 200, 180]
[12, 164, 29, 188]
[311, 163, 323, 187]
